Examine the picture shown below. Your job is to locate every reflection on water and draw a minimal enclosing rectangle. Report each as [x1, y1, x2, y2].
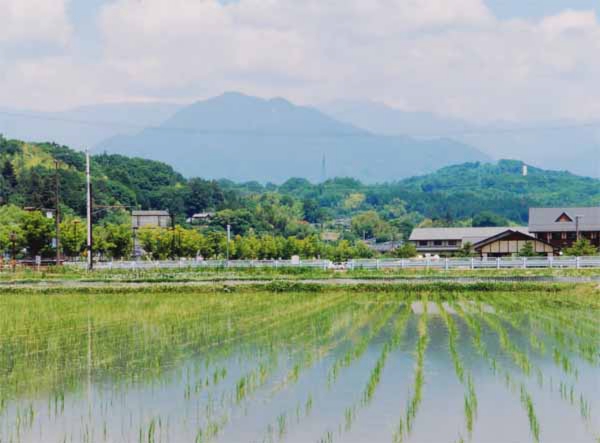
[0, 290, 598, 443]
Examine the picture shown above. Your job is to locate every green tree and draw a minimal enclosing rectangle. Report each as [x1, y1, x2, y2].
[351, 211, 394, 241]
[302, 199, 325, 224]
[1, 160, 17, 188]
[563, 238, 598, 257]
[96, 224, 133, 259]
[456, 241, 475, 258]
[519, 241, 539, 257]
[472, 211, 509, 227]
[137, 227, 172, 260]
[0, 205, 26, 256]
[393, 243, 417, 258]
[60, 218, 86, 258]
[20, 211, 54, 257]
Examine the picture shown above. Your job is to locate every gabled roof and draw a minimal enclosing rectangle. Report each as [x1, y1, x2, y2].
[472, 229, 553, 249]
[555, 212, 573, 223]
[409, 227, 529, 243]
[529, 207, 600, 232]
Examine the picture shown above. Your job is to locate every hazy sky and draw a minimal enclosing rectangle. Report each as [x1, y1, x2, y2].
[1, 0, 600, 122]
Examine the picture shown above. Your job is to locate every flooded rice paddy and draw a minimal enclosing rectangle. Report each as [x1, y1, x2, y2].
[0, 289, 598, 443]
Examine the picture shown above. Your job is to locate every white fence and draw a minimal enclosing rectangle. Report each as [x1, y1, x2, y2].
[348, 256, 600, 270]
[70, 259, 331, 271]
[67, 256, 600, 271]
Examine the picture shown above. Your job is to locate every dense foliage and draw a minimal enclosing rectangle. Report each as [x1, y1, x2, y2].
[1, 136, 599, 259]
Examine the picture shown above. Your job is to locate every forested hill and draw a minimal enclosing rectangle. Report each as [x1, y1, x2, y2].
[1, 135, 599, 234]
[222, 160, 600, 224]
[0, 137, 238, 220]
[390, 160, 600, 223]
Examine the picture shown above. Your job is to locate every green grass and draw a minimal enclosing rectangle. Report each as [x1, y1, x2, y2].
[1, 264, 599, 285]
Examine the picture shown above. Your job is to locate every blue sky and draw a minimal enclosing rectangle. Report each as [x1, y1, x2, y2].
[2, 0, 600, 123]
[485, 0, 599, 19]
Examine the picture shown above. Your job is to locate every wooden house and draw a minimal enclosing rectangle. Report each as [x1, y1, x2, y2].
[529, 207, 600, 249]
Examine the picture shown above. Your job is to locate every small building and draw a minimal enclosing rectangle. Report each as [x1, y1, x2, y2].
[473, 229, 555, 257]
[409, 226, 530, 256]
[529, 207, 600, 250]
[320, 231, 341, 242]
[131, 210, 171, 229]
[187, 212, 215, 224]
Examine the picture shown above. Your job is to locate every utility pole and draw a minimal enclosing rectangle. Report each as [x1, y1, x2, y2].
[86, 151, 93, 271]
[9, 231, 17, 272]
[55, 160, 61, 266]
[226, 224, 231, 261]
[575, 215, 583, 242]
[170, 211, 176, 260]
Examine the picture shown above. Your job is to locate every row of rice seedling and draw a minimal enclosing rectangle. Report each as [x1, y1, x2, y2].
[436, 298, 479, 440]
[393, 296, 430, 443]
[0, 288, 598, 442]
[255, 297, 410, 443]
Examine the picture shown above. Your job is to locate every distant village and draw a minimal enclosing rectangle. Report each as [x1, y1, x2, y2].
[408, 207, 600, 258]
[132, 206, 600, 260]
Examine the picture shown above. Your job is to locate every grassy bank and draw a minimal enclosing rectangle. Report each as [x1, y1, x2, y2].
[1, 264, 599, 285]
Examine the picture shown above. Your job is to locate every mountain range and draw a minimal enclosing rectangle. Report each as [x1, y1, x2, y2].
[321, 100, 600, 178]
[96, 93, 489, 183]
[2, 92, 598, 180]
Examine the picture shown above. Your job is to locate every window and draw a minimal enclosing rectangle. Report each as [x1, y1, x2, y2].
[448, 240, 457, 246]
[419, 241, 428, 247]
[552, 232, 561, 241]
[434, 241, 443, 246]
[591, 232, 597, 239]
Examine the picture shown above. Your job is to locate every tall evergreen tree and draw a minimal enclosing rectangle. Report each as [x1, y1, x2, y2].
[1, 160, 17, 188]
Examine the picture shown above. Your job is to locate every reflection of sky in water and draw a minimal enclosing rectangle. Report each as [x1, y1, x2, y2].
[2, 299, 599, 443]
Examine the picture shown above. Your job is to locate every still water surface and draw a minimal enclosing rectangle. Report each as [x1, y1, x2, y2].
[0, 291, 598, 442]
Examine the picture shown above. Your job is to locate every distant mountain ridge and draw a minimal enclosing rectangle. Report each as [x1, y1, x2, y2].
[320, 100, 600, 178]
[97, 92, 490, 183]
[0, 102, 182, 149]
[2, 93, 598, 180]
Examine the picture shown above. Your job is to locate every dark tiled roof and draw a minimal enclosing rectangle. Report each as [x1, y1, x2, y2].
[409, 227, 529, 243]
[529, 207, 600, 232]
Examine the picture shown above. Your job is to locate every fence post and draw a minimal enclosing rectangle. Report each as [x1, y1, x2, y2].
[549, 256, 553, 269]
[426, 257, 430, 270]
[444, 258, 449, 271]
[576, 256, 581, 269]
[470, 258, 474, 270]
[522, 257, 527, 269]
[496, 257, 500, 270]
[401, 259, 405, 269]
[376, 259, 380, 270]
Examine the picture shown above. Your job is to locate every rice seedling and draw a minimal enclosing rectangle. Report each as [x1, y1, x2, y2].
[392, 297, 430, 443]
[0, 287, 598, 443]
